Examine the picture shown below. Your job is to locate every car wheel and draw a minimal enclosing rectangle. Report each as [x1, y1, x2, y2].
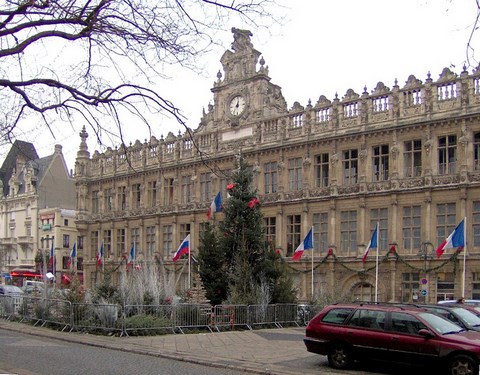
[327, 343, 352, 369]
[449, 354, 477, 375]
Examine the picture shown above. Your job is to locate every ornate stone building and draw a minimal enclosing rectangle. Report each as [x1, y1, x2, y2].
[75, 28, 480, 303]
[0, 142, 80, 284]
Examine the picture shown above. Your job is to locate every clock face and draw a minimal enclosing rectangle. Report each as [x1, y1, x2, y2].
[229, 95, 246, 116]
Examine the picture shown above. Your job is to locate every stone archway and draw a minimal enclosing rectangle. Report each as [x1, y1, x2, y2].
[342, 273, 385, 302]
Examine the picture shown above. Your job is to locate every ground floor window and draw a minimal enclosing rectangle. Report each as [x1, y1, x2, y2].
[352, 282, 375, 302]
[401, 272, 420, 302]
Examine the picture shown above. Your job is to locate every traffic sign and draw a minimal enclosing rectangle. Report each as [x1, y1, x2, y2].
[421, 290, 427, 296]
[421, 278, 427, 285]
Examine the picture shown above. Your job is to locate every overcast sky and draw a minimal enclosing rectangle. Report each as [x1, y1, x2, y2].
[4, 0, 477, 171]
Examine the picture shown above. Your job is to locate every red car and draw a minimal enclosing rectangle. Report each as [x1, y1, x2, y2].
[304, 303, 480, 375]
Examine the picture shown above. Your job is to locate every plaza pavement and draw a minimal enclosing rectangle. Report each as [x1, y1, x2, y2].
[0, 320, 345, 375]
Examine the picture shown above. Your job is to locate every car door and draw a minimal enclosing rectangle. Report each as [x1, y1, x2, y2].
[345, 309, 390, 361]
[387, 312, 440, 365]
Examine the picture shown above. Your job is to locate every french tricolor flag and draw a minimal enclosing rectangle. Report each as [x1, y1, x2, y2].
[292, 227, 314, 261]
[362, 224, 378, 263]
[436, 218, 465, 258]
[127, 243, 135, 270]
[206, 192, 222, 219]
[173, 234, 190, 262]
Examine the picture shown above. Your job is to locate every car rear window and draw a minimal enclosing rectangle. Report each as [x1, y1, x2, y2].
[321, 308, 354, 324]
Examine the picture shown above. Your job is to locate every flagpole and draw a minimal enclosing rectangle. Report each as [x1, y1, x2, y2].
[462, 216, 467, 298]
[375, 222, 379, 303]
[311, 227, 314, 300]
[188, 234, 191, 289]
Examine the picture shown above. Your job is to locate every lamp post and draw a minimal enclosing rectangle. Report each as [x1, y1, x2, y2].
[420, 241, 434, 303]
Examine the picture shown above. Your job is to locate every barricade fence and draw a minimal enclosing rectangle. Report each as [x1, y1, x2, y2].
[0, 295, 322, 336]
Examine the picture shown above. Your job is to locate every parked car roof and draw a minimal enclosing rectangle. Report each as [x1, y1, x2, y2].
[0, 285, 24, 294]
[303, 302, 480, 374]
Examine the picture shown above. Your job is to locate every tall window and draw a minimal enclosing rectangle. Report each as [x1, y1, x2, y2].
[343, 149, 358, 185]
[404, 140, 422, 177]
[63, 234, 70, 248]
[402, 206, 421, 252]
[313, 212, 328, 253]
[118, 186, 127, 210]
[314, 153, 329, 188]
[163, 178, 175, 205]
[200, 173, 211, 202]
[370, 208, 388, 249]
[288, 157, 302, 190]
[132, 183, 141, 209]
[104, 188, 113, 211]
[146, 226, 156, 257]
[286, 215, 301, 256]
[180, 223, 190, 241]
[438, 135, 457, 175]
[436, 203, 457, 246]
[90, 231, 98, 259]
[116, 228, 125, 257]
[401, 273, 420, 303]
[220, 170, 232, 199]
[163, 225, 173, 259]
[131, 228, 140, 254]
[103, 229, 112, 256]
[473, 273, 480, 299]
[372, 145, 389, 181]
[340, 210, 357, 254]
[77, 236, 84, 250]
[264, 217, 276, 245]
[436, 273, 455, 301]
[475, 133, 480, 171]
[474, 201, 480, 247]
[92, 190, 99, 213]
[264, 162, 278, 193]
[181, 175, 193, 203]
[147, 181, 157, 207]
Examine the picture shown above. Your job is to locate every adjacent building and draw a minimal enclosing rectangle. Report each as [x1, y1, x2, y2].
[74, 28, 480, 303]
[0, 142, 81, 284]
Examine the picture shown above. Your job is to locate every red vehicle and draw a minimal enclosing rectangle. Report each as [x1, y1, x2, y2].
[304, 303, 480, 375]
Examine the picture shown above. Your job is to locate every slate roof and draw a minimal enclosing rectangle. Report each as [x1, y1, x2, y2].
[0, 141, 38, 196]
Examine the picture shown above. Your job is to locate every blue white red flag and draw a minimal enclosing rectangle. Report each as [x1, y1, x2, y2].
[362, 224, 378, 263]
[97, 242, 104, 268]
[49, 242, 54, 266]
[173, 234, 190, 261]
[206, 192, 222, 219]
[68, 242, 77, 268]
[127, 243, 135, 270]
[292, 228, 314, 261]
[436, 219, 465, 258]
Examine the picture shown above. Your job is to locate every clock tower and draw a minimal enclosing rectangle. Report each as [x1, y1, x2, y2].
[197, 28, 288, 140]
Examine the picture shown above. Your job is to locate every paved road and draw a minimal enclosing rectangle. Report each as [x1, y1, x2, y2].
[0, 328, 247, 375]
[0, 320, 426, 375]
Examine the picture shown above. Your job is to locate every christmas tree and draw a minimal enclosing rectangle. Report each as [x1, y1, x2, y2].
[201, 153, 296, 305]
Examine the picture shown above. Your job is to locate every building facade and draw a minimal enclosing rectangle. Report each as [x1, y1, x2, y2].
[75, 28, 480, 303]
[0, 143, 80, 284]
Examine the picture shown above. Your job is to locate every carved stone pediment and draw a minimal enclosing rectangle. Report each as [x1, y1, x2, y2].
[315, 95, 332, 107]
[371, 82, 390, 95]
[342, 89, 359, 101]
[437, 67, 457, 83]
[403, 75, 423, 89]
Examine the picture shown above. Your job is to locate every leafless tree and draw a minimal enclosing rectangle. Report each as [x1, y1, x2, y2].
[0, 0, 279, 148]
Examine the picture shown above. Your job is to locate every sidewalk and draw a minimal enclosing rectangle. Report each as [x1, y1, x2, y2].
[0, 321, 333, 375]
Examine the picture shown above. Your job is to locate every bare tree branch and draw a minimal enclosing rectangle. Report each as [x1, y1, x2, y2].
[0, 0, 280, 151]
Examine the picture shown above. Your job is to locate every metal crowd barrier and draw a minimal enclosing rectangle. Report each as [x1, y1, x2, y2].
[122, 304, 175, 336]
[20, 296, 72, 331]
[71, 302, 123, 334]
[0, 297, 320, 335]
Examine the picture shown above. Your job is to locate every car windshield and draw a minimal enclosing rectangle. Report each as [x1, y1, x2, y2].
[450, 307, 480, 326]
[419, 312, 464, 334]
